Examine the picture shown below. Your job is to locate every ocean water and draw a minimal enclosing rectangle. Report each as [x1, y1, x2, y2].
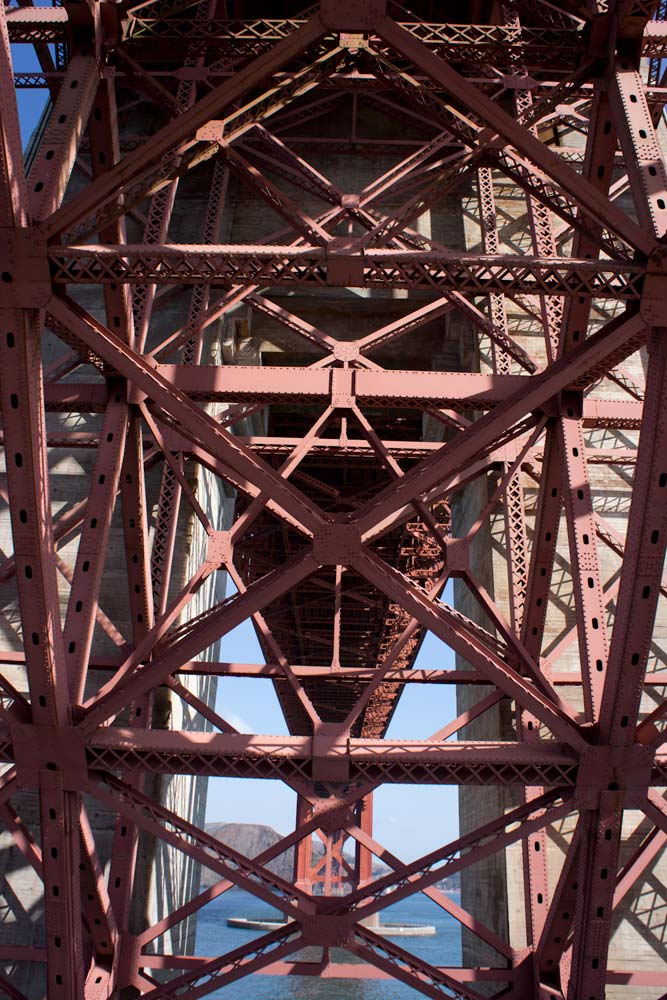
[195, 888, 463, 999]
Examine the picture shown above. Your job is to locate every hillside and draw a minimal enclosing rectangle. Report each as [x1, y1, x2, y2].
[201, 821, 385, 888]
[201, 822, 460, 895]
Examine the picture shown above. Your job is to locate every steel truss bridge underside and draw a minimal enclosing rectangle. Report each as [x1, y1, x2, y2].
[1, 0, 667, 997]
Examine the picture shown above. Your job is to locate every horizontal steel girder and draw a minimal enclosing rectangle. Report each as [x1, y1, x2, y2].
[1, 726, 666, 788]
[47, 245, 646, 296]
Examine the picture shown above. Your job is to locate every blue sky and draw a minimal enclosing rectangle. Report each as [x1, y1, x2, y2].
[11, 11, 54, 149]
[10, 32, 461, 863]
[10, 20, 52, 149]
[207, 586, 460, 862]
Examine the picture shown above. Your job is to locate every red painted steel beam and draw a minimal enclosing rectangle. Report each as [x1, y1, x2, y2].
[35, 372, 645, 425]
[355, 310, 645, 545]
[2, 2, 667, 997]
[42, 14, 328, 240]
[48, 244, 646, 296]
[0, 10, 86, 995]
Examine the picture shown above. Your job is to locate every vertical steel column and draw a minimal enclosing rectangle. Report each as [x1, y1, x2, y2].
[477, 148, 547, 956]
[566, 51, 667, 999]
[293, 796, 314, 893]
[355, 794, 374, 890]
[0, 8, 84, 995]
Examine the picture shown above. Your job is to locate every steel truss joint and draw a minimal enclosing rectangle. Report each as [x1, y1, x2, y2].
[301, 915, 351, 947]
[574, 743, 653, 809]
[327, 238, 365, 286]
[312, 724, 349, 782]
[319, 0, 386, 32]
[11, 723, 87, 790]
[206, 530, 232, 569]
[313, 522, 361, 566]
[444, 538, 469, 574]
[641, 246, 667, 324]
[0, 228, 50, 307]
[539, 390, 584, 420]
